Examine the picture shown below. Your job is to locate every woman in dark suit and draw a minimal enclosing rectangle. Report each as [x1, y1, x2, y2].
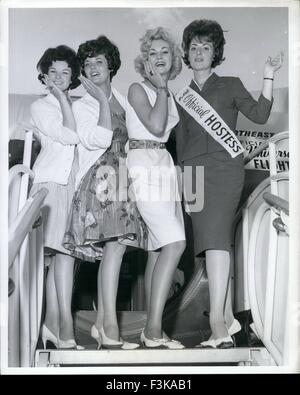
[175, 19, 283, 348]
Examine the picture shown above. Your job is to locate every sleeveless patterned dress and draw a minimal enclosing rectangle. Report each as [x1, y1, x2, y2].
[63, 105, 148, 262]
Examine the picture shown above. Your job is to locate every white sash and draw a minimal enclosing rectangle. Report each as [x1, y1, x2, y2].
[175, 86, 244, 158]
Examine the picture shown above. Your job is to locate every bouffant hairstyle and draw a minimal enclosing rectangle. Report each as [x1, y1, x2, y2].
[37, 45, 81, 89]
[77, 36, 121, 81]
[182, 19, 226, 69]
[134, 27, 182, 80]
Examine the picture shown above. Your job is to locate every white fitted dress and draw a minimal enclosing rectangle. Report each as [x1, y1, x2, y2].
[126, 82, 185, 250]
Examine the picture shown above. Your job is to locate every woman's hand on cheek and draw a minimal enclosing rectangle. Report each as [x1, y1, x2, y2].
[144, 61, 167, 89]
[43, 74, 65, 101]
[42, 74, 54, 91]
[79, 75, 108, 103]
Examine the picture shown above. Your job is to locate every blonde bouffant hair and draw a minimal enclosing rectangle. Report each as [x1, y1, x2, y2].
[134, 27, 182, 80]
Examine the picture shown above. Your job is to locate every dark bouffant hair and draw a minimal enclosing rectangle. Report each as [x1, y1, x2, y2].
[182, 19, 226, 69]
[37, 45, 81, 89]
[77, 36, 121, 81]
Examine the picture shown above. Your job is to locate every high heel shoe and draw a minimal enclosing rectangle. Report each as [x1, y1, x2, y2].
[41, 324, 59, 349]
[91, 325, 102, 350]
[196, 335, 234, 349]
[140, 330, 185, 349]
[196, 319, 240, 349]
[227, 319, 242, 336]
[41, 324, 84, 350]
[215, 335, 234, 349]
[195, 338, 216, 349]
[58, 338, 85, 350]
[96, 326, 140, 350]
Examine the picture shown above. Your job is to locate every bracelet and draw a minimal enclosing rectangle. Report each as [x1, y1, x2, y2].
[264, 77, 274, 80]
[157, 87, 170, 97]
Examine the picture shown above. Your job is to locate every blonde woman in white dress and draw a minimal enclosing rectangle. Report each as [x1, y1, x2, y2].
[126, 27, 186, 349]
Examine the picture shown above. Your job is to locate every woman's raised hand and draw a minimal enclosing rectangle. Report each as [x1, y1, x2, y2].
[42, 74, 66, 101]
[264, 51, 284, 77]
[79, 75, 108, 103]
[144, 61, 167, 89]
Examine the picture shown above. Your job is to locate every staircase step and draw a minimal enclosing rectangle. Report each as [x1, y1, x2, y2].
[35, 347, 257, 367]
[74, 310, 208, 348]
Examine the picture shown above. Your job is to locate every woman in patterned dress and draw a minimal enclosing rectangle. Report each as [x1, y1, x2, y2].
[63, 36, 147, 349]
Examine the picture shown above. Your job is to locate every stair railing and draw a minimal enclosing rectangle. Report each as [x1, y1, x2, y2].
[244, 130, 290, 365]
[8, 129, 47, 367]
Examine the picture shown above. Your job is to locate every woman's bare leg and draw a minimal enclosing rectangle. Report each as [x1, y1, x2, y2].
[224, 272, 235, 328]
[205, 249, 230, 340]
[54, 253, 75, 340]
[44, 256, 59, 335]
[145, 240, 186, 339]
[94, 256, 104, 330]
[144, 251, 159, 311]
[100, 241, 126, 341]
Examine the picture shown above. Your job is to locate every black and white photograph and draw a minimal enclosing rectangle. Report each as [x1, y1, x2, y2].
[0, 0, 299, 376]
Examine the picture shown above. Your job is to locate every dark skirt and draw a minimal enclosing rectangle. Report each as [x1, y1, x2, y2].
[183, 151, 245, 256]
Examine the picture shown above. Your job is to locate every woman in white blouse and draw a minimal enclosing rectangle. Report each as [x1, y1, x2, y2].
[30, 45, 84, 349]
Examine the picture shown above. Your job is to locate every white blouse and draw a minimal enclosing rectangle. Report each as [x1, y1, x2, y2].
[30, 93, 79, 185]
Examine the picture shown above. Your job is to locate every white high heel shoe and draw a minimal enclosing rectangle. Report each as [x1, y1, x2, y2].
[140, 330, 185, 349]
[58, 338, 85, 350]
[227, 319, 242, 336]
[196, 319, 241, 349]
[41, 324, 59, 349]
[196, 338, 216, 349]
[91, 325, 140, 350]
[196, 335, 234, 349]
[41, 323, 85, 350]
[215, 335, 234, 348]
[91, 325, 102, 350]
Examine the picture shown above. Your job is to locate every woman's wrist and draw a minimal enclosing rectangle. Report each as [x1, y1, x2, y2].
[96, 94, 108, 104]
[263, 71, 275, 80]
[156, 86, 170, 97]
[58, 93, 69, 104]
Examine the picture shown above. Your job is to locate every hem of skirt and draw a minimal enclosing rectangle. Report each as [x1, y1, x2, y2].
[194, 244, 232, 256]
[147, 237, 186, 251]
[62, 242, 102, 262]
[73, 232, 147, 250]
[63, 232, 148, 262]
[44, 245, 75, 257]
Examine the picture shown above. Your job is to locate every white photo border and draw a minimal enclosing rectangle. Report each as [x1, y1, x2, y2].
[0, 0, 299, 375]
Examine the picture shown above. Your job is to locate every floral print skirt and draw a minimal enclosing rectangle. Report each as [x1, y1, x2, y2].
[63, 148, 148, 262]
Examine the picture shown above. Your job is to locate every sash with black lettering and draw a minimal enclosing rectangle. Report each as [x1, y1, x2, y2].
[175, 86, 244, 158]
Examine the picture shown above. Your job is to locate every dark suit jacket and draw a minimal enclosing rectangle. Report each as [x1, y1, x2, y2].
[174, 73, 273, 163]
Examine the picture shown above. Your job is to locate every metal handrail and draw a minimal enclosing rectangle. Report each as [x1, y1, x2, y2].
[9, 164, 35, 185]
[8, 128, 47, 367]
[263, 192, 289, 215]
[244, 131, 289, 165]
[9, 188, 48, 267]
